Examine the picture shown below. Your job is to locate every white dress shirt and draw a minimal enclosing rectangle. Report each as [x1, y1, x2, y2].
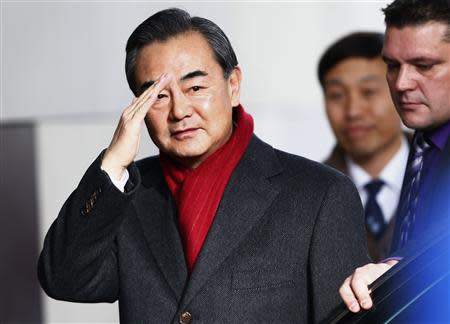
[346, 136, 409, 224]
[103, 168, 129, 193]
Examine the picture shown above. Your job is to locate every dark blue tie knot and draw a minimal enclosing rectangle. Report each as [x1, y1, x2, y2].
[364, 179, 384, 197]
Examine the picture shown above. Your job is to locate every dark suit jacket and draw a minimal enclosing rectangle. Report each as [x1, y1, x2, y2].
[323, 133, 412, 262]
[38, 135, 370, 323]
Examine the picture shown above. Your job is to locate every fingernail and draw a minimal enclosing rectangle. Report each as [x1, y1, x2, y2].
[361, 299, 371, 308]
[349, 302, 360, 312]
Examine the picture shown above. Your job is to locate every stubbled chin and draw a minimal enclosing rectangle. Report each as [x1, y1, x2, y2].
[400, 113, 429, 130]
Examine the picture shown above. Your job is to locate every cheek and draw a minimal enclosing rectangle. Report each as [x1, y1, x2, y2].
[145, 111, 167, 137]
[380, 117, 400, 134]
[386, 76, 399, 94]
[431, 80, 449, 104]
[373, 97, 397, 117]
[191, 94, 214, 110]
[375, 107, 401, 132]
[196, 89, 231, 121]
[326, 105, 345, 130]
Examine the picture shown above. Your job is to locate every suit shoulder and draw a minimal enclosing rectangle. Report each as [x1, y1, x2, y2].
[273, 148, 352, 188]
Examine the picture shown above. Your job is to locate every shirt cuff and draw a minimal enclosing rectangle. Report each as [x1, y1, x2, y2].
[104, 168, 129, 193]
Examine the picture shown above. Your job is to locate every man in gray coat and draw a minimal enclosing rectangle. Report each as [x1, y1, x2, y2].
[38, 8, 369, 323]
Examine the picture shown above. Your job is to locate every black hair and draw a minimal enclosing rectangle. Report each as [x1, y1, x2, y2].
[317, 32, 384, 88]
[383, 0, 450, 41]
[125, 8, 238, 96]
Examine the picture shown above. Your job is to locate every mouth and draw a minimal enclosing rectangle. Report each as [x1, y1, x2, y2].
[171, 127, 200, 140]
[344, 126, 372, 140]
[397, 96, 424, 109]
[398, 101, 424, 111]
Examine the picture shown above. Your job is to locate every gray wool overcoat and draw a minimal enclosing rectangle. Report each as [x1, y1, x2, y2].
[38, 135, 370, 323]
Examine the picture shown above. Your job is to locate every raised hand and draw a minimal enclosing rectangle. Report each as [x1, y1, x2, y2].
[101, 73, 171, 181]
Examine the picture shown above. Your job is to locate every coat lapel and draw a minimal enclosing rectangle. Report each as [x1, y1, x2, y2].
[133, 165, 188, 300]
[180, 136, 283, 307]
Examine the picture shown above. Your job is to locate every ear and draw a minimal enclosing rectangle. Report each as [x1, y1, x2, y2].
[228, 66, 242, 107]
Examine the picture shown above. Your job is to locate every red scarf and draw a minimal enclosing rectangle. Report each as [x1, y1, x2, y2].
[160, 105, 254, 273]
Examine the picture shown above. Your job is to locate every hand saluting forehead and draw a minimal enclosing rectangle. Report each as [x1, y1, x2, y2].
[100, 73, 172, 181]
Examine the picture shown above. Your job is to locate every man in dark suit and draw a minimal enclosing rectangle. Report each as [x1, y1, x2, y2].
[38, 8, 369, 323]
[339, 0, 450, 314]
[319, 32, 410, 261]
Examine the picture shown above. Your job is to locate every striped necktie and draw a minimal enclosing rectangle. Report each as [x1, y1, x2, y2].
[398, 132, 431, 248]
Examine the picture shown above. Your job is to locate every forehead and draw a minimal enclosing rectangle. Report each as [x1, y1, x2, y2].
[383, 22, 449, 60]
[135, 32, 219, 80]
[325, 57, 386, 85]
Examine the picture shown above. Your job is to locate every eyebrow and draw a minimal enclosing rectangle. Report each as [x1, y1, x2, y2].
[324, 75, 382, 88]
[180, 70, 208, 81]
[359, 75, 383, 83]
[324, 79, 344, 87]
[408, 57, 442, 64]
[382, 55, 442, 64]
[138, 70, 208, 94]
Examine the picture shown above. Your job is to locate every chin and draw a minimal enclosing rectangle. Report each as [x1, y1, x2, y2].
[347, 145, 379, 161]
[400, 110, 434, 130]
[402, 118, 430, 130]
[169, 145, 208, 160]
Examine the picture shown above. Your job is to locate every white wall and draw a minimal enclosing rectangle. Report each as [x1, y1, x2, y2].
[3, 1, 390, 323]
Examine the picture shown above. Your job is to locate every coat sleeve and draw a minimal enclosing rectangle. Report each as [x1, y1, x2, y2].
[37, 151, 141, 303]
[309, 174, 371, 322]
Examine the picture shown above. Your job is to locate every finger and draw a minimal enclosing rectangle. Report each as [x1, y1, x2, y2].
[133, 72, 169, 106]
[134, 73, 171, 118]
[122, 75, 164, 118]
[122, 95, 143, 117]
[350, 267, 374, 310]
[339, 276, 361, 313]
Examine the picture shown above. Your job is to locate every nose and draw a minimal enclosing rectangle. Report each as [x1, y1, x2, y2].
[169, 87, 193, 121]
[345, 92, 363, 119]
[393, 65, 416, 92]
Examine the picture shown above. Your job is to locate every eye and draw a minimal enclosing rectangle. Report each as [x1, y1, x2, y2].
[416, 63, 433, 71]
[191, 86, 201, 92]
[326, 92, 344, 101]
[361, 88, 378, 98]
[386, 63, 399, 71]
[157, 93, 167, 99]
